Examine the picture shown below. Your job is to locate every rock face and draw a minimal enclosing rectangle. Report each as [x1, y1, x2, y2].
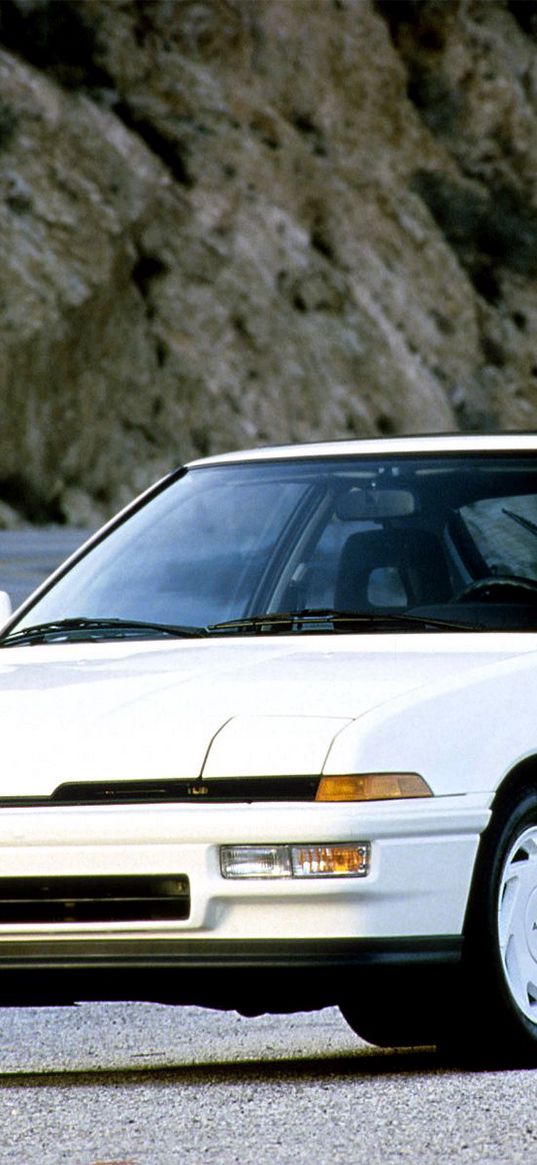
[0, 0, 536, 524]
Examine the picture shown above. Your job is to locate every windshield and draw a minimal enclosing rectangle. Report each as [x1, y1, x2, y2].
[7, 453, 537, 638]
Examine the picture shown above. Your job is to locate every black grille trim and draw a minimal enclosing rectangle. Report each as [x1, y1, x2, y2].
[0, 777, 321, 807]
[0, 875, 190, 924]
[51, 778, 320, 804]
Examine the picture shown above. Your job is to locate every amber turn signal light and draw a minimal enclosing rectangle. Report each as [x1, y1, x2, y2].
[315, 773, 432, 802]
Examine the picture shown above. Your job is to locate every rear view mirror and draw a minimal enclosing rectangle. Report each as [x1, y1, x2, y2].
[335, 488, 416, 521]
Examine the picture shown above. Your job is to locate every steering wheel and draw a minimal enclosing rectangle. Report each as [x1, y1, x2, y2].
[450, 575, 537, 603]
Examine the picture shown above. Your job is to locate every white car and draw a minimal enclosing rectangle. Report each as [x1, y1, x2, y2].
[1, 433, 537, 1062]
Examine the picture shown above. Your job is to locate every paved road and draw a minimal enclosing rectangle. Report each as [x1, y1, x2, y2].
[0, 530, 535, 1165]
[0, 527, 91, 610]
[0, 1003, 535, 1165]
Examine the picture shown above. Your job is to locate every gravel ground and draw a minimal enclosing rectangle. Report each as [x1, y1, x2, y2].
[0, 1003, 534, 1165]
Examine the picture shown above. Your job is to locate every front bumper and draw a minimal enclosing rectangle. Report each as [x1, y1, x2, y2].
[0, 793, 489, 943]
[0, 935, 463, 1008]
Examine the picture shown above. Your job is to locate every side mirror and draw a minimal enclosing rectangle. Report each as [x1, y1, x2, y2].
[0, 591, 13, 628]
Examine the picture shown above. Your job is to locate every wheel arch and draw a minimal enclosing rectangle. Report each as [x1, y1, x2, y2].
[490, 753, 537, 818]
[463, 753, 537, 937]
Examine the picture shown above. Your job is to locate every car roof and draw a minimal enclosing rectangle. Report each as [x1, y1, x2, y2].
[186, 432, 537, 467]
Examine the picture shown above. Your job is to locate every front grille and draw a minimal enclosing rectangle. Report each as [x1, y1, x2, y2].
[0, 875, 190, 924]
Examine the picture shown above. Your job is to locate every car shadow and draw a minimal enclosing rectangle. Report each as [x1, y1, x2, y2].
[0, 1044, 516, 1087]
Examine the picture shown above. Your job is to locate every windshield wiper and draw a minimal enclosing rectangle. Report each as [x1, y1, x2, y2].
[1, 616, 207, 646]
[3, 607, 486, 646]
[207, 609, 485, 634]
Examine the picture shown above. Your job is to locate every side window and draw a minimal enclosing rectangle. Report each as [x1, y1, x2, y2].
[457, 495, 537, 581]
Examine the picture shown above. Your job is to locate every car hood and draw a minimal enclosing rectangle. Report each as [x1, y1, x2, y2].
[0, 633, 535, 795]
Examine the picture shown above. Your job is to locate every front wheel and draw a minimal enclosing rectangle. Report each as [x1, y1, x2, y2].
[444, 789, 537, 1065]
[342, 791, 537, 1063]
[496, 822, 537, 1027]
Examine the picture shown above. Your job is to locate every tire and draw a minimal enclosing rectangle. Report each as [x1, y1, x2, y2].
[442, 787, 537, 1066]
[342, 789, 537, 1062]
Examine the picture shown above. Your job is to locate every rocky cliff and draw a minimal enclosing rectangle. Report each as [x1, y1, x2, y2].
[0, 0, 536, 525]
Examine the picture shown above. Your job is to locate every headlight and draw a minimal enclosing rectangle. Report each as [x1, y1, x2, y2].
[220, 842, 370, 879]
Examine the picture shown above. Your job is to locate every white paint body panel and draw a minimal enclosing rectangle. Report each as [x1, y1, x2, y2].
[0, 632, 534, 944]
[3, 433, 537, 970]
